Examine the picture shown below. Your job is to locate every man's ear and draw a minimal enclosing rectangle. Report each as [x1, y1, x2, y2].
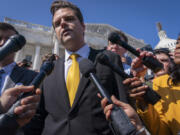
[82, 22, 85, 31]
[81, 22, 86, 36]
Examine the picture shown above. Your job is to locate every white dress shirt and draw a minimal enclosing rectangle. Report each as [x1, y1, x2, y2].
[64, 44, 90, 81]
[0, 62, 16, 95]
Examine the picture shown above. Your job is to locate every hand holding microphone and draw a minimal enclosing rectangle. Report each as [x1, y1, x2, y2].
[108, 32, 163, 73]
[0, 86, 40, 135]
[101, 96, 146, 135]
[0, 34, 53, 131]
[96, 52, 161, 105]
[79, 58, 137, 135]
[6, 55, 55, 121]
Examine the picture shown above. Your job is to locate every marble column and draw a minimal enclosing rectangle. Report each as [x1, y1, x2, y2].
[53, 39, 60, 56]
[33, 46, 41, 70]
[14, 50, 22, 62]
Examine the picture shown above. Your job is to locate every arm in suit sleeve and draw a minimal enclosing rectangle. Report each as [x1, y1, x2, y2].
[23, 85, 48, 135]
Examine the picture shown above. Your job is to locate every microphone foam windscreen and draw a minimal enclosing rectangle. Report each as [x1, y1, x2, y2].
[96, 53, 110, 65]
[10, 34, 26, 50]
[79, 58, 95, 77]
[108, 32, 120, 44]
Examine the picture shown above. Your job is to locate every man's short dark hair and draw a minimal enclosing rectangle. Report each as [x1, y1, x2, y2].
[108, 31, 128, 43]
[0, 22, 18, 34]
[50, 0, 84, 24]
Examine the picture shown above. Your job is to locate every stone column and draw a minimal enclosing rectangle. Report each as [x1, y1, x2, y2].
[14, 50, 22, 62]
[53, 39, 60, 56]
[33, 46, 41, 71]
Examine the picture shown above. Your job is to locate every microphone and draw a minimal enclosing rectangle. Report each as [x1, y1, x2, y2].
[96, 52, 161, 105]
[22, 54, 55, 97]
[79, 58, 137, 135]
[6, 55, 55, 118]
[80, 58, 112, 103]
[108, 32, 163, 73]
[0, 34, 26, 61]
[30, 55, 55, 89]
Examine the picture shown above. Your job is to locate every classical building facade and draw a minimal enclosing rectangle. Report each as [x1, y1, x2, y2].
[4, 17, 146, 70]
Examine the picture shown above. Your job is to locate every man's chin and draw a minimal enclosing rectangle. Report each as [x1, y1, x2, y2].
[62, 35, 73, 42]
[61, 40, 75, 51]
[61, 37, 71, 45]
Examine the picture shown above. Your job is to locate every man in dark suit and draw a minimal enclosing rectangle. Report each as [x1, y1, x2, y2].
[23, 1, 130, 135]
[0, 22, 38, 93]
[0, 22, 39, 134]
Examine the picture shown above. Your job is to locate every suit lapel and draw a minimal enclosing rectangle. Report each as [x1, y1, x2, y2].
[70, 48, 101, 110]
[57, 58, 71, 110]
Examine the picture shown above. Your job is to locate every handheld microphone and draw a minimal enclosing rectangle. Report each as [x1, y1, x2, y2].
[0, 34, 26, 61]
[108, 32, 163, 73]
[30, 56, 55, 89]
[96, 52, 161, 105]
[79, 58, 137, 135]
[79, 58, 112, 103]
[23, 54, 55, 97]
[6, 55, 55, 118]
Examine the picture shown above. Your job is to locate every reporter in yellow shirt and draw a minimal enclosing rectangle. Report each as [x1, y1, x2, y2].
[138, 36, 180, 135]
[138, 74, 180, 135]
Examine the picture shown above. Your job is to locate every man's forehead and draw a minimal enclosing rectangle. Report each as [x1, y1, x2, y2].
[53, 8, 75, 18]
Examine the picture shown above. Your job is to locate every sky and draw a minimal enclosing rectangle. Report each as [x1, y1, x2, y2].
[0, 0, 179, 48]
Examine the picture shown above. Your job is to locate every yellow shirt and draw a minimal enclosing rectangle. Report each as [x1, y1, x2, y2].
[138, 74, 180, 135]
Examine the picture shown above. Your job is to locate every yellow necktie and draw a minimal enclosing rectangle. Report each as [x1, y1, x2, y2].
[66, 54, 80, 107]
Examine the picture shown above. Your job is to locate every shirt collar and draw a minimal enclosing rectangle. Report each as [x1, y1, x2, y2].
[65, 44, 90, 61]
[1, 62, 16, 74]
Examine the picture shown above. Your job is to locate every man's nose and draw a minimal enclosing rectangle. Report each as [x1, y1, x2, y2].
[60, 19, 68, 28]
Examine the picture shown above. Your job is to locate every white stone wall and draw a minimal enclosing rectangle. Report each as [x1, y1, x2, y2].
[4, 17, 146, 70]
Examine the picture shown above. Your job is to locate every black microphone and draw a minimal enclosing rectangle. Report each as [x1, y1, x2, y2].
[79, 58, 137, 135]
[6, 55, 55, 118]
[96, 52, 161, 105]
[108, 32, 163, 73]
[30, 57, 55, 89]
[79, 58, 112, 103]
[22, 54, 55, 96]
[0, 34, 26, 61]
